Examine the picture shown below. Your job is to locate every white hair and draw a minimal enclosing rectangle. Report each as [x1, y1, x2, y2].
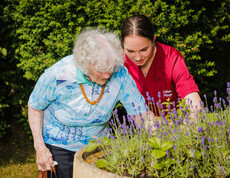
[73, 28, 124, 75]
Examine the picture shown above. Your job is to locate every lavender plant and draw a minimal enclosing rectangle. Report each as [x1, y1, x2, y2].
[86, 83, 230, 177]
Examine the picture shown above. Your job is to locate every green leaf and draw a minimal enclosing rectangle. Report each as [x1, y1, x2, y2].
[154, 163, 164, 169]
[187, 149, 194, 158]
[164, 158, 175, 168]
[223, 150, 229, 157]
[152, 150, 166, 159]
[96, 159, 108, 168]
[161, 142, 174, 151]
[187, 149, 202, 160]
[148, 137, 161, 148]
[85, 142, 98, 152]
[195, 150, 202, 160]
[102, 136, 112, 146]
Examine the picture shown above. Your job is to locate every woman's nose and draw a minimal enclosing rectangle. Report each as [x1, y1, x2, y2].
[102, 72, 111, 79]
[135, 53, 142, 61]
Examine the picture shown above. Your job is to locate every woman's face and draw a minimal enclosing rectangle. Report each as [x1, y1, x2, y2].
[87, 63, 113, 85]
[123, 35, 155, 67]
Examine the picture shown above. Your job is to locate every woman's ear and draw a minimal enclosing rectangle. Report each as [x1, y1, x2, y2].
[153, 35, 156, 43]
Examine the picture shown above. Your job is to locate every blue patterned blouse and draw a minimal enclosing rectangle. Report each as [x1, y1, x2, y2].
[29, 55, 148, 152]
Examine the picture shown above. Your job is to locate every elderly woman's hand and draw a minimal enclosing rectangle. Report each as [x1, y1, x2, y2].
[35, 145, 54, 171]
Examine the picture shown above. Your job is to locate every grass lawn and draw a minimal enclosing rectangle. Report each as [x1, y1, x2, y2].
[0, 122, 38, 178]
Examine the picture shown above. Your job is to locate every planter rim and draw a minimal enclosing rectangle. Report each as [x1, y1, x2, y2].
[73, 147, 131, 178]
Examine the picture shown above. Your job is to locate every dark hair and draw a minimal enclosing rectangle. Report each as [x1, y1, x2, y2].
[121, 15, 155, 43]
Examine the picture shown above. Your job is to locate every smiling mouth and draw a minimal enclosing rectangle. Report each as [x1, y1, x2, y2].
[135, 59, 144, 64]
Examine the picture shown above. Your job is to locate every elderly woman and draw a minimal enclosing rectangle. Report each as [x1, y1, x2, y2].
[28, 28, 153, 178]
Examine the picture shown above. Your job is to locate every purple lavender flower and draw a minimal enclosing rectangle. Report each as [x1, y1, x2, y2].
[203, 151, 206, 157]
[116, 145, 119, 149]
[146, 91, 150, 97]
[228, 82, 230, 88]
[201, 136, 205, 146]
[147, 126, 152, 133]
[204, 94, 206, 99]
[154, 120, 160, 129]
[167, 105, 171, 110]
[176, 120, 180, 127]
[158, 91, 161, 98]
[197, 126, 204, 132]
[96, 138, 102, 144]
[113, 108, 118, 115]
[219, 122, 224, 126]
[209, 122, 212, 127]
[142, 157, 145, 163]
[160, 104, 164, 109]
[172, 101, 176, 107]
[138, 129, 141, 135]
[191, 165, 194, 169]
[139, 147, 142, 152]
[213, 97, 217, 103]
[166, 150, 169, 157]
[227, 88, 230, 95]
[210, 105, 213, 112]
[174, 145, 177, 150]
[222, 99, 226, 105]
[156, 102, 160, 108]
[214, 90, 217, 95]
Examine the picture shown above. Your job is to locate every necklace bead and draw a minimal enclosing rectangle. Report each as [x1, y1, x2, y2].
[79, 83, 106, 105]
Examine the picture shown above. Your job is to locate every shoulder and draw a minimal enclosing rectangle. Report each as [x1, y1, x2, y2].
[44, 55, 76, 81]
[113, 64, 129, 79]
[45, 55, 74, 71]
[156, 42, 183, 62]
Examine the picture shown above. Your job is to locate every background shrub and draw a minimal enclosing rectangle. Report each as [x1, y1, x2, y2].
[1, 0, 229, 135]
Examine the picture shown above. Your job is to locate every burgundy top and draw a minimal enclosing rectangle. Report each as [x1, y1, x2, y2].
[124, 42, 200, 116]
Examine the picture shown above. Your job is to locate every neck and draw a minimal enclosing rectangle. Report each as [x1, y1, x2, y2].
[85, 75, 92, 82]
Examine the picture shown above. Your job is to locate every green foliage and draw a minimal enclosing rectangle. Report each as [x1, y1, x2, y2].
[1, 0, 230, 136]
[0, 119, 10, 139]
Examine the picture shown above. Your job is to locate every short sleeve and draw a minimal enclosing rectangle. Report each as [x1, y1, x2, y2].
[28, 68, 57, 110]
[171, 52, 199, 98]
[118, 68, 149, 115]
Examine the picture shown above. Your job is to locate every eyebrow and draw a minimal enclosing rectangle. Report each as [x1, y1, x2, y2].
[125, 45, 150, 52]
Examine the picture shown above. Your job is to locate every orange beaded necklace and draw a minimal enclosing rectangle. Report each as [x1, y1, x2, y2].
[79, 83, 106, 105]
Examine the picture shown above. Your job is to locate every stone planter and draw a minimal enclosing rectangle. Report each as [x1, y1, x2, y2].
[73, 148, 130, 178]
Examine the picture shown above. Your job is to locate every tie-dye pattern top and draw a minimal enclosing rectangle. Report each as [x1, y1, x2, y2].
[29, 55, 148, 152]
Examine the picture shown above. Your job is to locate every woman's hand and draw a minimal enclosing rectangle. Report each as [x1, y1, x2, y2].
[28, 105, 54, 171]
[35, 145, 54, 171]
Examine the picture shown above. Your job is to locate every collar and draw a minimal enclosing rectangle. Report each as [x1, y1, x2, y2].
[76, 67, 92, 86]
